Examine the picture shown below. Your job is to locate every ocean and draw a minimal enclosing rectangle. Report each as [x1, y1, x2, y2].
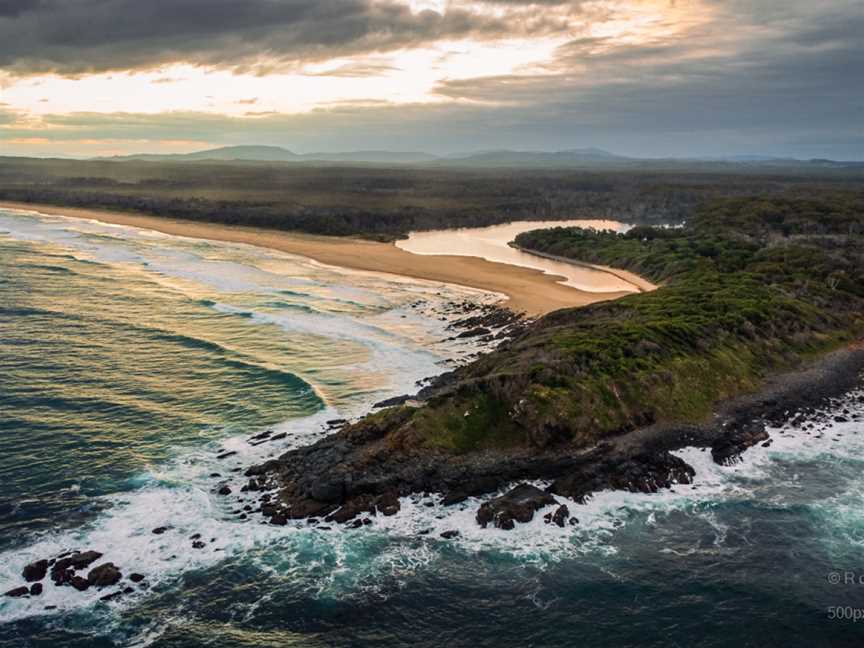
[2, 207, 864, 647]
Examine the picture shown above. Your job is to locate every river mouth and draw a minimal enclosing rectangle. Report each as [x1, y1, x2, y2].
[395, 219, 639, 293]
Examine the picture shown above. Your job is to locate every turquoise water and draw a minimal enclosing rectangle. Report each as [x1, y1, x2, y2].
[2, 208, 864, 647]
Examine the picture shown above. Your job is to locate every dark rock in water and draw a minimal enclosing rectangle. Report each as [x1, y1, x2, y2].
[4, 586, 29, 598]
[88, 563, 122, 588]
[551, 504, 569, 528]
[152, 526, 170, 535]
[123, 587, 135, 594]
[711, 425, 769, 465]
[476, 484, 556, 530]
[326, 419, 347, 427]
[100, 590, 124, 602]
[324, 491, 400, 523]
[51, 550, 103, 585]
[551, 451, 694, 502]
[326, 497, 374, 523]
[217, 485, 232, 496]
[52, 569, 74, 586]
[441, 492, 467, 506]
[216, 451, 237, 460]
[376, 492, 401, 516]
[209, 472, 222, 478]
[440, 530, 460, 539]
[29, 583, 43, 596]
[23, 559, 48, 582]
[191, 540, 206, 549]
[67, 550, 103, 569]
[456, 326, 491, 339]
[283, 497, 337, 520]
[129, 573, 145, 583]
[70, 576, 90, 591]
[442, 476, 501, 505]
[189, 533, 201, 540]
[373, 394, 411, 409]
[269, 432, 287, 441]
[269, 514, 287, 526]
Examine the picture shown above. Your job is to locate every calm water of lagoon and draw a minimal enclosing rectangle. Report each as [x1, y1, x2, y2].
[395, 219, 640, 293]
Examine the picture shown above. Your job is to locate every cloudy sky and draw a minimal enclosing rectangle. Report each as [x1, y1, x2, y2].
[0, 0, 860, 158]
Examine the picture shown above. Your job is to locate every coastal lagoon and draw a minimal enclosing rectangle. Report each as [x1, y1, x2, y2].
[396, 219, 646, 293]
[3, 208, 864, 647]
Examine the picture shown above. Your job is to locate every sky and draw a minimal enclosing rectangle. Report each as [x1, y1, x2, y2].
[0, 0, 861, 159]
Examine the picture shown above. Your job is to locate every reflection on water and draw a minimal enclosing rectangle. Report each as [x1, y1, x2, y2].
[395, 219, 638, 293]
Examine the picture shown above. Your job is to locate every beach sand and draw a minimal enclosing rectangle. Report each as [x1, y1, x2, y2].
[0, 201, 652, 315]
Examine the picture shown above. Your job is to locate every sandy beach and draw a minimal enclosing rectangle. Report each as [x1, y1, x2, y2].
[0, 201, 650, 315]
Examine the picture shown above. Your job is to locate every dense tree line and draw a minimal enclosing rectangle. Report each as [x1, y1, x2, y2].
[0, 157, 860, 239]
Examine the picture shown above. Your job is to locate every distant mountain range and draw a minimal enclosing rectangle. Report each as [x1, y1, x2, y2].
[95, 145, 861, 169]
[96, 146, 439, 165]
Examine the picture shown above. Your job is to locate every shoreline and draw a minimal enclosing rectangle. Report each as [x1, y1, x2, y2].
[509, 243, 656, 293]
[0, 201, 645, 316]
[239, 338, 864, 531]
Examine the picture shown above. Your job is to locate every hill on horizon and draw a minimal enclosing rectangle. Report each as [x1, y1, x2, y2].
[92, 145, 861, 169]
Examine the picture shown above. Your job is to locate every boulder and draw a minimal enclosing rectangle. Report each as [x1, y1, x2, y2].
[440, 530, 460, 539]
[51, 551, 103, 584]
[4, 586, 29, 598]
[70, 576, 90, 591]
[23, 559, 48, 582]
[476, 484, 557, 530]
[543, 504, 570, 528]
[88, 563, 122, 588]
[217, 485, 232, 496]
[29, 583, 43, 596]
[129, 573, 145, 583]
[711, 425, 769, 465]
[375, 492, 400, 516]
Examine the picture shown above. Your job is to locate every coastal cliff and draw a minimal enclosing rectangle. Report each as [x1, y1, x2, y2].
[243, 193, 864, 528]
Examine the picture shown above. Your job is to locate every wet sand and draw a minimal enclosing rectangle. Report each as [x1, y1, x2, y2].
[0, 201, 652, 315]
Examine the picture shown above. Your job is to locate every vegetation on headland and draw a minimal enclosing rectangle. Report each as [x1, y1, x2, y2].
[1, 156, 861, 239]
[374, 192, 864, 452]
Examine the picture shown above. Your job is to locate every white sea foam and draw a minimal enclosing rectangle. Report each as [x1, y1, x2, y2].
[3, 392, 864, 622]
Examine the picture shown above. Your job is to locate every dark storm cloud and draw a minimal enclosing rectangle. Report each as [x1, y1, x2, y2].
[429, 0, 864, 157]
[0, 0, 514, 75]
[0, 0, 41, 17]
[1, 0, 861, 159]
